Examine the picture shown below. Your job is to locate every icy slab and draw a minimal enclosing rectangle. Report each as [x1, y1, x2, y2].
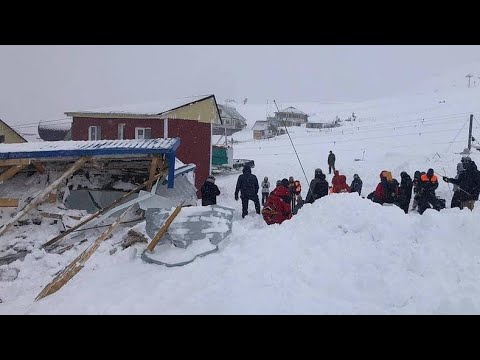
[142, 205, 234, 266]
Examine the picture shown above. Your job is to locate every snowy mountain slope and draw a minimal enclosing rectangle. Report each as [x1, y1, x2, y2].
[3, 85, 480, 314]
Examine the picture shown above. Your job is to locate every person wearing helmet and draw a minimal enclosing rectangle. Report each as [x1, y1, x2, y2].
[305, 168, 329, 203]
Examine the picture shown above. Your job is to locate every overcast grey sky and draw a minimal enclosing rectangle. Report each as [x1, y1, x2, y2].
[1, 45, 480, 129]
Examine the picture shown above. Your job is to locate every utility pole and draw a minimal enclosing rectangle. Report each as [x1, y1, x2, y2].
[468, 114, 473, 151]
[466, 74, 473, 88]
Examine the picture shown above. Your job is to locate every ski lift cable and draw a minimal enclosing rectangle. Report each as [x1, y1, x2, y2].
[443, 118, 470, 154]
[273, 100, 310, 187]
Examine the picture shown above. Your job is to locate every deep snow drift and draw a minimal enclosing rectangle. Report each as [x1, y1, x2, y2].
[2, 81, 480, 314]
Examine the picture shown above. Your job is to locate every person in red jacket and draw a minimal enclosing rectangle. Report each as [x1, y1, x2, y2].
[368, 170, 399, 204]
[262, 178, 292, 225]
[331, 170, 351, 193]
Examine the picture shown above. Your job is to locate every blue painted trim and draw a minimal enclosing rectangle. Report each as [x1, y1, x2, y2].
[167, 153, 176, 189]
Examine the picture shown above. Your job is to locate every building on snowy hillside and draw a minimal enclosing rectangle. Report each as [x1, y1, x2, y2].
[213, 104, 247, 135]
[64, 94, 221, 192]
[272, 106, 308, 127]
[0, 118, 27, 144]
[252, 120, 275, 140]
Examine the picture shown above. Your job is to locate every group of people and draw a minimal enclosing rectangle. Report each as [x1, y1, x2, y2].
[200, 152, 480, 227]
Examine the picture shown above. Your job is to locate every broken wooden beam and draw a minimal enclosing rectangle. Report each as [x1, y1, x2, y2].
[0, 159, 31, 167]
[0, 165, 27, 184]
[146, 156, 162, 192]
[146, 201, 184, 252]
[41, 166, 168, 250]
[31, 161, 47, 174]
[0, 198, 19, 207]
[35, 204, 134, 302]
[0, 157, 89, 237]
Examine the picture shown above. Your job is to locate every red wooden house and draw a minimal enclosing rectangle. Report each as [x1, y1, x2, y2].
[65, 95, 221, 193]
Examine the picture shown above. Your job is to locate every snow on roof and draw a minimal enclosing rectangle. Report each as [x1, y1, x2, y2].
[277, 106, 307, 115]
[65, 95, 215, 117]
[0, 138, 180, 160]
[252, 121, 268, 131]
[218, 104, 247, 123]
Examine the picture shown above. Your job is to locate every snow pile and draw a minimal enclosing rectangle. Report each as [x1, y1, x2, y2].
[2, 195, 480, 314]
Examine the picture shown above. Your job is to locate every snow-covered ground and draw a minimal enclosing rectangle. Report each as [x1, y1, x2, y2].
[2, 81, 480, 314]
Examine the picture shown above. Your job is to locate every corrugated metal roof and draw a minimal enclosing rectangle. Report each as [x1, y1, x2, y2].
[0, 138, 181, 160]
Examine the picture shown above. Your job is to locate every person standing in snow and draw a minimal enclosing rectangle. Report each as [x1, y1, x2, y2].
[328, 151, 336, 174]
[397, 171, 413, 213]
[350, 174, 363, 195]
[288, 176, 302, 211]
[450, 162, 465, 209]
[443, 159, 480, 211]
[261, 176, 270, 205]
[305, 168, 329, 203]
[234, 164, 261, 218]
[200, 175, 220, 206]
[262, 178, 292, 225]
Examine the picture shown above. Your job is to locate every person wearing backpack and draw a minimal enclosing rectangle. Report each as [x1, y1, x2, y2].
[261, 176, 270, 205]
[200, 175, 220, 206]
[262, 179, 292, 225]
[234, 165, 261, 218]
[305, 168, 329, 203]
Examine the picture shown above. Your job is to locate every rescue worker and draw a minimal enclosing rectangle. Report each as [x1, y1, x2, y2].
[368, 171, 399, 205]
[411, 171, 422, 211]
[417, 168, 441, 214]
[443, 159, 480, 210]
[450, 163, 464, 209]
[288, 176, 302, 211]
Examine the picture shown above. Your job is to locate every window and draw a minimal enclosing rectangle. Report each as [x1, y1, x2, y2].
[89, 126, 101, 140]
[118, 123, 125, 140]
[135, 127, 151, 140]
[0, 135, 4, 143]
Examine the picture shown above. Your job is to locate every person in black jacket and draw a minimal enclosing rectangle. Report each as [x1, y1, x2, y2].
[328, 151, 336, 174]
[200, 175, 220, 206]
[305, 168, 329, 203]
[443, 160, 480, 210]
[397, 171, 413, 213]
[350, 174, 363, 195]
[234, 165, 261, 218]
